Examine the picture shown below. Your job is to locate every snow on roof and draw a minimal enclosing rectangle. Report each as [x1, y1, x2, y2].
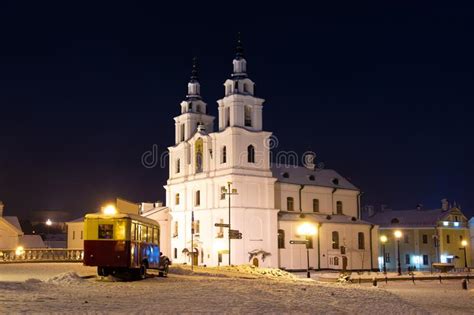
[279, 212, 373, 225]
[3, 216, 23, 232]
[364, 208, 453, 228]
[67, 217, 84, 223]
[19, 235, 46, 248]
[271, 164, 358, 191]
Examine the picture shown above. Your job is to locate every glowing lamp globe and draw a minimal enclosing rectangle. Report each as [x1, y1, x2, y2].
[297, 222, 317, 236]
[103, 205, 117, 216]
[394, 230, 402, 239]
[461, 240, 468, 247]
[380, 235, 388, 243]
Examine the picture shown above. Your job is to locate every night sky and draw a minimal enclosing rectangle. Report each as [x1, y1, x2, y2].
[0, 2, 472, 220]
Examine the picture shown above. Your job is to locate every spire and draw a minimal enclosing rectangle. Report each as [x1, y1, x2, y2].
[235, 32, 244, 60]
[232, 33, 247, 78]
[190, 56, 199, 82]
[186, 57, 201, 100]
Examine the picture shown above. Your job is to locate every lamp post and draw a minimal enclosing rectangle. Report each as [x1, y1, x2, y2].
[394, 230, 402, 276]
[222, 182, 238, 266]
[461, 240, 468, 269]
[380, 235, 388, 274]
[45, 219, 53, 248]
[297, 222, 317, 278]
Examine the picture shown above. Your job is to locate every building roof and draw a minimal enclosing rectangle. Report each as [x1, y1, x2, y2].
[271, 164, 358, 191]
[19, 235, 46, 248]
[66, 217, 84, 223]
[364, 208, 458, 228]
[3, 216, 23, 232]
[279, 212, 373, 226]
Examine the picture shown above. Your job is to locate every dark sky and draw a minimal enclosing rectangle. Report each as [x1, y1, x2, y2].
[0, 2, 472, 220]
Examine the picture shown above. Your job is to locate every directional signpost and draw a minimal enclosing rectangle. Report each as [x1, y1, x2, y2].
[229, 229, 242, 239]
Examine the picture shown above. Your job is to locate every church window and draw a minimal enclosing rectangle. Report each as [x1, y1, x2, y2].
[332, 178, 339, 185]
[446, 234, 450, 244]
[244, 106, 252, 127]
[220, 187, 226, 200]
[176, 159, 180, 173]
[358, 232, 365, 250]
[196, 104, 202, 113]
[175, 193, 180, 205]
[404, 234, 409, 244]
[72, 231, 75, 240]
[174, 248, 178, 259]
[286, 197, 294, 211]
[247, 145, 255, 163]
[422, 234, 428, 244]
[313, 199, 319, 212]
[336, 201, 343, 214]
[221, 146, 227, 164]
[194, 220, 200, 234]
[225, 107, 230, 127]
[391, 218, 399, 224]
[195, 190, 201, 206]
[405, 254, 410, 264]
[423, 255, 428, 265]
[332, 231, 339, 249]
[195, 138, 203, 173]
[180, 124, 185, 142]
[333, 257, 339, 266]
[80, 231, 83, 240]
[174, 222, 178, 237]
[278, 229, 285, 248]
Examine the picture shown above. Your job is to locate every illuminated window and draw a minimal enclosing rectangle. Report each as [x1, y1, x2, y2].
[336, 201, 343, 214]
[454, 222, 460, 227]
[443, 221, 449, 226]
[287, 197, 294, 211]
[176, 159, 180, 173]
[98, 224, 114, 239]
[175, 193, 180, 205]
[313, 199, 320, 212]
[244, 106, 252, 127]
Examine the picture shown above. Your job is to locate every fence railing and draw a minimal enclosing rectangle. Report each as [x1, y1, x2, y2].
[0, 248, 84, 263]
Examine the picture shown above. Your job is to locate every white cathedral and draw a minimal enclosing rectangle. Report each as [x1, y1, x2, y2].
[145, 39, 379, 271]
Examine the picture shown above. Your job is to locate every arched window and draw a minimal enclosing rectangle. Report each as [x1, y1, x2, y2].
[287, 197, 294, 211]
[247, 145, 255, 163]
[244, 106, 252, 127]
[175, 193, 180, 205]
[313, 199, 320, 212]
[225, 107, 230, 127]
[334, 256, 339, 266]
[174, 221, 179, 237]
[195, 138, 203, 173]
[278, 229, 285, 248]
[336, 201, 343, 214]
[194, 220, 200, 234]
[332, 231, 339, 249]
[176, 159, 180, 173]
[358, 232, 365, 249]
[221, 146, 227, 164]
[195, 190, 201, 206]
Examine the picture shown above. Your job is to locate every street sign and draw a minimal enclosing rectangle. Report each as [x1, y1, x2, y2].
[290, 240, 308, 245]
[229, 229, 242, 239]
[214, 223, 230, 228]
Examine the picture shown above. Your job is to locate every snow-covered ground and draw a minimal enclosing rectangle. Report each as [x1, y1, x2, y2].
[1, 263, 473, 314]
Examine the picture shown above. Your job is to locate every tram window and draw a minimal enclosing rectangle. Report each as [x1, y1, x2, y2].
[153, 228, 159, 245]
[98, 224, 114, 239]
[140, 225, 148, 242]
[131, 223, 136, 241]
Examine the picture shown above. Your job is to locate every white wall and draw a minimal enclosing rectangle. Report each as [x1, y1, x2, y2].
[66, 222, 84, 249]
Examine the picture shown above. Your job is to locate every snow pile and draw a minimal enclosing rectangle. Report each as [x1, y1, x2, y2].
[24, 278, 42, 284]
[220, 265, 296, 279]
[45, 272, 84, 285]
[170, 264, 296, 280]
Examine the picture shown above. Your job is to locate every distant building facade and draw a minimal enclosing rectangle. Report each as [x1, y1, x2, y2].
[365, 200, 471, 270]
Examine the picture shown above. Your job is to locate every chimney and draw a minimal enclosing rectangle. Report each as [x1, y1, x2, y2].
[380, 204, 391, 212]
[441, 198, 449, 211]
[0, 201, 3, 216]
[416, 204, 423, 211]
[154, 201, 163, 208]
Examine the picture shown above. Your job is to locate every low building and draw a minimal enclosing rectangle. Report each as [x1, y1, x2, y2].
[365, 199, 471, 270]
[140, 202, 171, 258]
[66, 217, 84, 249]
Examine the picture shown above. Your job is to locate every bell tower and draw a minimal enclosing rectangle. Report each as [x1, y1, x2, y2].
[217, 34, 264, 131]
[174, 57, 215, 144]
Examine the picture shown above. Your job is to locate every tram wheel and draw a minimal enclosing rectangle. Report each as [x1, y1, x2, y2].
[97, 266, 109, 277]
[139, 264, 147, 279]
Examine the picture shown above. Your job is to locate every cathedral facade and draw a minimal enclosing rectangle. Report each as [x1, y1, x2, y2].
[164, 40, 378, 270]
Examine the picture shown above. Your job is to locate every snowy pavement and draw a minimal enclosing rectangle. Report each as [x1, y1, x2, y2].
[0, 263, 473, 314]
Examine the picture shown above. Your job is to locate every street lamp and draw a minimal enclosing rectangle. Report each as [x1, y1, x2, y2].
[297, 222, 317, 279]
[222, 182, 238, 266]
[103, 204, 117, 215]
[460, 240, 468, 269]
[394, 230, 402, 275]
[380, 235, 388, 274]
[45, 219, 53, 247]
